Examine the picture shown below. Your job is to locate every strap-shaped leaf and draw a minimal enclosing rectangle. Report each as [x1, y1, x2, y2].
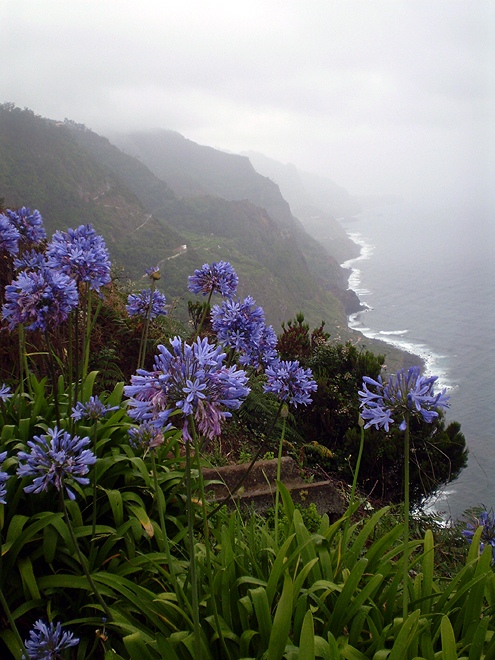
[440, 615, 458, 660]
[267, 573, 293, 660]
[298, 610, 315, 660]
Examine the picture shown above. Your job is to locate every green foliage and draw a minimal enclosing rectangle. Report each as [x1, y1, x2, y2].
[278, 324, 468, 504]
[0, 365, 489, 660]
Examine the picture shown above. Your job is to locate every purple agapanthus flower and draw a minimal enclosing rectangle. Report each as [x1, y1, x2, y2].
[46, 224, 111, 292]
[0, 213, 21, 255]
[2, 267, 79, 332]
[126, 289, 167, 320]
[0, 451, 9, 504]
[0, 383, 12, 402]
[71, 395, 119, 422]
[23, 619, 79, 659]
[211, 295, 266, 356]
[239, 322, 279, 369]
[17, 427, 96, 500]
[125, 336, 250, 442]
[462, 510, 495, 563]
[128, 420, 170, 454]
[188, 261, 238, 298]
[358, 366, 450, 431]
[263, 360, 317, 407]
[14, 249, 46, 272]
[5, 207, 46, 245]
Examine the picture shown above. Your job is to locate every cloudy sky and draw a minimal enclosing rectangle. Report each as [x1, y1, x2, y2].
[2, 0, 494, 201]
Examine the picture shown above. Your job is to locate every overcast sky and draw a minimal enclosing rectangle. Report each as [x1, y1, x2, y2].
[2, 0, 494, 201]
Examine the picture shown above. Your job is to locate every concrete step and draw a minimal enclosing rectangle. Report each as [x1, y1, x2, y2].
[202, 457, 344, 520]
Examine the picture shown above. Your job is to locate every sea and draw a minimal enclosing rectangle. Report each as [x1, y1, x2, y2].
[339, 199, 495, 522]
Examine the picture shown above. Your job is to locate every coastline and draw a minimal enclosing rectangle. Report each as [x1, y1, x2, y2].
[340, 222, 427, 375]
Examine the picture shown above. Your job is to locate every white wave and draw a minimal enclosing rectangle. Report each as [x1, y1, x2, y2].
[379, 329, 409, 336]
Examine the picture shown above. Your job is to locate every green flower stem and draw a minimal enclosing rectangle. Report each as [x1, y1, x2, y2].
[138, 280, 156, 371]
[274, 407, 288, 547]
[185, 438, 202, 660]
[190, 417, 232, 660]
[206, 400, 284, 521]
[44, 330, 60, 427]
[0, 585, 29, 659]
[403, 413, 411, 621]
[91, 423, 98, 543]
[68, 314, 74, 428]
[150, 451, 179, 595]
[60, 490, 112, 622]
[74, 306, 81, 409]
[19, 324, 33, 398]
[193, 289, 214, 341]
[82, 292, 102, 380]
[342, 419, 365, 552]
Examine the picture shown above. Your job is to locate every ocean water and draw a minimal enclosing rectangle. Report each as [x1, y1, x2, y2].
[340, 201, 495, 521]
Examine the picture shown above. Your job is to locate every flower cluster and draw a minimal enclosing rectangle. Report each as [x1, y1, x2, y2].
[126, 289, 167, 320]
[23, 619, 79, 660]
[188, 261, 238, 298]
[128, 420, 167, 453]
[5, 206, 46, 245]
[2, 267, 79, 331]
[358, 366, 450, 431]
[212, 296, 277, 367]
[263, 360, 317, 407]
[46, 223, 111, 292]
[17, 427, 96, 500]
[71, 395, 119, 422]
[0, 213, 21, 255]
[125, 336, 250, 442]
[14, 249, 46, 272]
[462, 510, 495, 562]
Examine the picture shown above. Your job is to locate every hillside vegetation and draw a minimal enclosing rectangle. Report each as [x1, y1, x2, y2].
[1, 103, 416, 369]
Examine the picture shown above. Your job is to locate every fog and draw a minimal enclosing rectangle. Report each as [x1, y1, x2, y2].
[2, 0, 494, 203]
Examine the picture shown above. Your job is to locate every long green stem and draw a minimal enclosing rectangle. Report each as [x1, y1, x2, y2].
[74, 306, 80, 408]
[403, 413, 410, 621]
[19, 324, 33, 397]
[91, 423, 98, 543]
[150, 451, 179, 594]
[60, 490, 112, 622]
[193, 289, 214, 341]
[342, 419, 365, 552]
[138, 280, 156, 370]
[44, 330, 60, 427]
[185, 440, 201, 660]
[274, 408, 288, 547]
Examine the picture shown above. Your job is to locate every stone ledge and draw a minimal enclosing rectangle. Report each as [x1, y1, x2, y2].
[203, 457, 344, 520]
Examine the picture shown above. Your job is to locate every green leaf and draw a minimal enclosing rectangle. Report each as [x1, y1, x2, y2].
[298, 611, 315, 660]
[440, 615, 457, 660]
[267, 573, 293, 660]
[43, 523, 59, 564]
[249, 586, 272, 648]
[105, 489, 124, 528]
[421, 529, 434, 615]
[18, 555, 41, 600]
[468, 616, 490, 660]
[388, 610, 421, 660]
[82, 371, 99, 402]
[123, 632, 157, 660]
[127, 504, 154, 538]
[266, 533, 296, 606]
